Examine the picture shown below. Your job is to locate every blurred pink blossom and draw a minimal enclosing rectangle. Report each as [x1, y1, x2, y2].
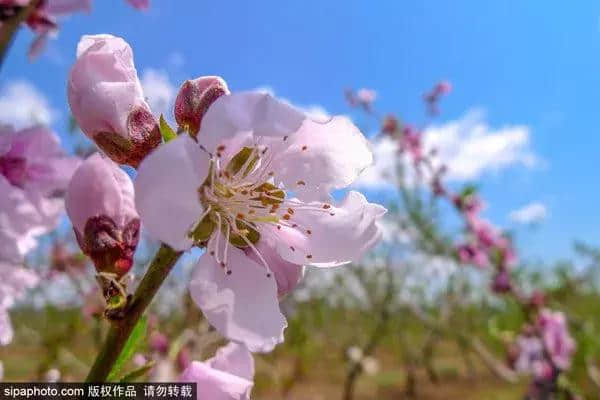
[0, 0, 148, 59]
[0, 125, 80, 263]
[537, 309, 575, 370]
[424, 80, 452, 115]
[0, 261, 38, 345]
[125, 0, 149, 10]
[456, 242, 488, 268]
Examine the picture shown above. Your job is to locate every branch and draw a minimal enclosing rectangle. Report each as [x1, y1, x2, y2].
[85, 244, 182, 382]
[0, 0, 41, 69]
[408, 304, 518, 383]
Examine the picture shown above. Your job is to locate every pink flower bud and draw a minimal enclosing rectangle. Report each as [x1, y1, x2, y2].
[381, 114, 399, 135]
[174, 76, 229, 136]
[65, 153, 140, 277]
[68, 34, 161, 168]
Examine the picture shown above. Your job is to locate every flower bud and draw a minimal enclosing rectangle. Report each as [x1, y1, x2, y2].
[65, 153, 140, 278]
[68, 34, 161, 168]
[174, 76, 229, 136]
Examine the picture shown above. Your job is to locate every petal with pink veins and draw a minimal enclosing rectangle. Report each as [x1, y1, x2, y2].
[206, 343, 254, 382]
[135, 135, 209, 251]
[246, 241, 303, 297]
[198, 92, 305, 159]
[271, 116, 373, 201]
[268, 191, 386, 267]
[189, 245, 286, 353]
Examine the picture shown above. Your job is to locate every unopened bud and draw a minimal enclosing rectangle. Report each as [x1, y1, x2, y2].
[174, 76, 229, 136]
[65, 153, 140, 278]
[68, 34, 161, 168]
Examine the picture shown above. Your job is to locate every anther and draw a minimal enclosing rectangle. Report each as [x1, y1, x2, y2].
[306, 230, 312, 235]
[323, 204, 331, 209]
[283, 136, 288, 141]
[301, 145, 308, 151]
[283, 214, 291, 220]
[306, 254, 313, 259]
[287, 208, 294, 215]
[297, 180, 306, 186]
[290, 246, 295, 251]
[217, 145, 226, 151]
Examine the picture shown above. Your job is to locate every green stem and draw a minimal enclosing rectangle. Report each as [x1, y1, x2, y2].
[85, 244, 182, 382]
[0, 0, 41, 70]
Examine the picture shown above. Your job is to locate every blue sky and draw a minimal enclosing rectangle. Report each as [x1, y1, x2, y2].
[2, 0, 600, 264]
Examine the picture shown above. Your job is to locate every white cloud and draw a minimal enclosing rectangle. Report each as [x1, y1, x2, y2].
[509, 202, 547, 224]
[141, 69, 176, 119]
[0, 81, 55, 128]
[354, 109, 540, 189]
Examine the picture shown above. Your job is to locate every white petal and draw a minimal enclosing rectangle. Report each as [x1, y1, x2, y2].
[135, 135, 209, 251]
[198, 92, 305, 156]
[206, 343, 254, 382]
[179, 361, 253, 400]
[271, 116, 373, 201]
[272, 191, 386, 266]
[189, 246, 287, 353]
[0, 310, 13, 346]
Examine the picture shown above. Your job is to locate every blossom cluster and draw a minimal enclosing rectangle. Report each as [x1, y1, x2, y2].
[62, 34, 385, 396]
[0, 0, 148, 58]
[346, 82, 577, 399]
[0, 124, 79, 344]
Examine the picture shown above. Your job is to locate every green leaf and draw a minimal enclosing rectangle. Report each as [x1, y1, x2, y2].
[68, 115, 79, 134]
[107, 315, 148, 382]
[119, 361, 156, 383]
[159, 115, 177, 142]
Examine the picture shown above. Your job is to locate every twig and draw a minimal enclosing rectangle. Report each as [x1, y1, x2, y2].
[0, 0, 41, 69]
[85, 244, 182, 382]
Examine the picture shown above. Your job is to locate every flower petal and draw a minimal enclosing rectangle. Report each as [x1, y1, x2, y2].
[0, 177, 62, 263]
[0, 310, 13, 346]
[65, 153, 134, 233]
[206, 343, 254, 382]
[135, 135, 209, 251]
[271, 116, 373, 201]
[179, 361, 253, 400]
[198, 92, 305, 159]
[270, 191, 386, 266]
[245, 241, 303, 297]
[189, 245, 286, 352]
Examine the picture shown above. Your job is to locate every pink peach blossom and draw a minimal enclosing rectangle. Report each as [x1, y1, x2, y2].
[68, 34, 160, 167]
[0, 261, 38, 345]
[0, 125, 80, 263]
[175, 76, 229, 136]
[135, 91, 385, 351]
[537, 309, 575, 370]
[65, 153, 139, 277]
[180, 343, 254, 400]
